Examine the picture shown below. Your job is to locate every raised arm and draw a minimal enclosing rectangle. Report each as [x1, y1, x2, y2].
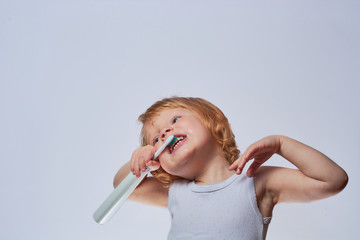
[229, 135, 348, 204]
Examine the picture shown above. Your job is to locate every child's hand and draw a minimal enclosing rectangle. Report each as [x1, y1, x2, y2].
[229, 135, 281, 177]
[130, 145, 160, 178]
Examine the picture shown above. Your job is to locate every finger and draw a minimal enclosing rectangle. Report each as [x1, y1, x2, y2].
[229, 157, 241, 170]
[146, 160, 160, 171]
[140, 152, 147, 173]
[143, 147, 156, 171]
[243, 144, 261, 162]
[237, 154, 250, 172]
[130, 149, 140, 175]
[134, 155, 141, 178]
[138, 147, 156, 175]
[229, 154, 248, 175]
[134, 149, 148, 177]
[246, 160, 262, 177]
[137, 151, 150, 177]
[229, 153, 244, 170]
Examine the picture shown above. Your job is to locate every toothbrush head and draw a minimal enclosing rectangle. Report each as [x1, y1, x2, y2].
[168, 136, 177, 147]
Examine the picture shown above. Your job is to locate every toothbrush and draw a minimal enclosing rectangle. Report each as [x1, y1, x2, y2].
[93, 135, 177, 224]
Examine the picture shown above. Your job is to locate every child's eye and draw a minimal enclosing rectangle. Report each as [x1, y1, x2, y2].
[172, 117, 181, 124]
[153, 137, 160, 145]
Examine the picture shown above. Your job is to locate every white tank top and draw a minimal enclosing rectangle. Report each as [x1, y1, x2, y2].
[167, 174, 271, 240]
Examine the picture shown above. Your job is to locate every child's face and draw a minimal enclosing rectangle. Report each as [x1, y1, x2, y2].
[144, 108, 221, 179]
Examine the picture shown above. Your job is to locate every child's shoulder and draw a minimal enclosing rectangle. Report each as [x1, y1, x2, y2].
[253, 165, 282, 189]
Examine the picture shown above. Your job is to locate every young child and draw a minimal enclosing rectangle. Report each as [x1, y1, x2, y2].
[113, 97, 348, 239]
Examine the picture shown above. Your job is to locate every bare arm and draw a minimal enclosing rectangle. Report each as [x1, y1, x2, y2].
[229, 135, 348, 205]
[274, 136, 348, 202]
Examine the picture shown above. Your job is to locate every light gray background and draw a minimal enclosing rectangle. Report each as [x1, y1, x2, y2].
[1, 1, 359, 239]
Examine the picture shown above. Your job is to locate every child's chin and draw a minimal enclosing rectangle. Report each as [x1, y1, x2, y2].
[162, 163, 183, 176]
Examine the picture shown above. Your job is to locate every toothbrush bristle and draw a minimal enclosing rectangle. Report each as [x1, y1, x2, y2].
[169, 136, 177, 146]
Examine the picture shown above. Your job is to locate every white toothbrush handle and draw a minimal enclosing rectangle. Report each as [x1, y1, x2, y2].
[153, 135, 174, 159]
[93, 170, 148, 224]
[93, 135, 174, 224]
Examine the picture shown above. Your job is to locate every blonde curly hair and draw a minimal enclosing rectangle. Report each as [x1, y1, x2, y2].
[138, 97, 240, 187]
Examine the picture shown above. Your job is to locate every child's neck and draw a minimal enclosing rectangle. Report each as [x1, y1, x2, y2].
[193, 153, 235, 185]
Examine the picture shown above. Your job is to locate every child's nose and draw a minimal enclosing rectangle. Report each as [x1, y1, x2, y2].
[161, 128, 172, 139]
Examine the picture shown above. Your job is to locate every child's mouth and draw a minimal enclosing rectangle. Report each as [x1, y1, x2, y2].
[169, 135, 186, 154]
